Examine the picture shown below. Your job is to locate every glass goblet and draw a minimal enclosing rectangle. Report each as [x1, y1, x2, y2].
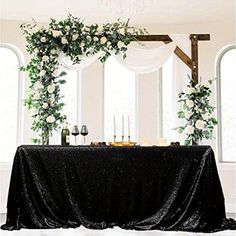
[81, 125, 88, 145]
[71, 125, 79, 145]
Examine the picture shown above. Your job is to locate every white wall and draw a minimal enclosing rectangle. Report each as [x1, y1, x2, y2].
[0, 18, 235, 213]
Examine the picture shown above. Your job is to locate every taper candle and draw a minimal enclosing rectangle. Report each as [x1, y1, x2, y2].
[113, 115, 116, 136]
[128, 115, 130, 137]
[122, 114, 124, 137]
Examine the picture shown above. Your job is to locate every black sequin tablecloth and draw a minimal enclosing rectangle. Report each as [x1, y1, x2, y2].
[1, 145, 236, 232]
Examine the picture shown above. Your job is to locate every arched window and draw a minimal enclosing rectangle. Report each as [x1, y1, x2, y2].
[0, 44, 25, 163]
[216, 45, 236, 162]
[104, 56, 136, 142]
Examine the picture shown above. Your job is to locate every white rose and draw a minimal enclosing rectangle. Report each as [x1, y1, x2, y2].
[39, 70, 46, 77]
[186, 99, 194, 108]
[186, 87, 195, 94]
[203, 80, 211, 88]
[49, 95, 55, 104]
[80, 42, 85, 47]
[86, 36, 91, 41]
[185, 111, 193, 119]
[35, 81, 43, 90]
[42, 55, 49, 62]
[107, 41, 111, 46]
[52, 69, 60, 77]
[40, 37, 47, 43]
[185, 125, 194, 135]
[97, 25, 103, 32]
[42, 103, 48, 109]
[195, 120, 205, 130]
[100, 36, 107, 44]
[65, 25, 70, 31]
[72, 33, 79, 41]
[61, 37, 68, 44]
[46, 115, 55, 123]
[119, 28, 125, 35]
[47, 84, 55, 94]
[30, 107, 38, 116]
[117, 41, 125, 49]
[195, 84, 201, 92]
[34, 48, 39, 54]
[52, 30, 62, 37]
[50, 49, 57, 55]
[93, 36, 99, 42]
[202, 112, 211, 121]
[33, 92, 40, 100]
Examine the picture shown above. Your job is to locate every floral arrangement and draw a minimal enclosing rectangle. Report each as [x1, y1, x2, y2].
[177, 77, 217, 145]
[20, 15, 146, 144]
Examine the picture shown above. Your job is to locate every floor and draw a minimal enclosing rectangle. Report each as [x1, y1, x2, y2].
[1, 214, 236, 236]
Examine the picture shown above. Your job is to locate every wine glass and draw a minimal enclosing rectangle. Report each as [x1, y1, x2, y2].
[81, 125, 88, 145]
[72, 125, 79, 145]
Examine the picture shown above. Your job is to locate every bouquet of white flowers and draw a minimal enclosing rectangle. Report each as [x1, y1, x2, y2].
[177, 76, 217, 145]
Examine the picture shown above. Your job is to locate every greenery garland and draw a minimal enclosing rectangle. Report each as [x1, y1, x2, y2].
[20, 15, 146, 144]
[177, 76, 217, 145]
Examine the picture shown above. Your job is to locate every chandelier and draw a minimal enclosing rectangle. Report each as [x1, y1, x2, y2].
[98, 0, 157, 18]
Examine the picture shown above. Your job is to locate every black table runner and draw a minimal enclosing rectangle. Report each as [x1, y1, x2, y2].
[1, 145, 236, 232]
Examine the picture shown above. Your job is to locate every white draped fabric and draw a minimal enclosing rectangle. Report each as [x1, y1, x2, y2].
[58, 39, 177, 73]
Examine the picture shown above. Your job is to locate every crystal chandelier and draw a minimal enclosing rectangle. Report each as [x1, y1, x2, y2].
[98, 0, 156, 18]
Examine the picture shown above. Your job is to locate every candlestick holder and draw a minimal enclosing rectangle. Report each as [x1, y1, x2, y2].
[113, 135, 116, 143]
[122, 135, 124, 143]
[128, 135, 131, 143]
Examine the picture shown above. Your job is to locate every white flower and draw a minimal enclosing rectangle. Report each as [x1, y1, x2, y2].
[185, 111, 193, 119]
[52, 69, 60, 77]
[202, 112, 211, 121]
[52, 30, 62, 37]
[119, 28, 125, 35]
[40, 37, 47, 43]
[35, 81, 43, 90]
[65, 25, 70, 31]
[186, 87, 195, 94]
[61, 37, 68, 44]
[33, 92, 40, 100]
[195, 84, 201, 92]
[49, 95, 55, 104]
[39, 70, 46, 77]
[50, 49, 57, 55]
[100, 36, 107, 44]
[42, 55, 49, 62]
[86, 36, 91, 41]
[93, 36, 99, 42]
[186, 99, 194, 108]
[46, 115, 55, 123]
[195, 120, 206, 130]
[107, 41, 111, 46]
[42, 103, 48, 109]
[47, 84, 55, 94]
[72, 33, 79, 41]
[34, 48, 39, 54]
[97, 25, 103, 32]
[117, 41, 125, 49]
[185, 125, 194, 135]
[80, 42, 85, 47]
[203, 80, 211, 88]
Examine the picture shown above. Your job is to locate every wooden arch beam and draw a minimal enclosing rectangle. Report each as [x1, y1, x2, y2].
[135, 34, 210, 82]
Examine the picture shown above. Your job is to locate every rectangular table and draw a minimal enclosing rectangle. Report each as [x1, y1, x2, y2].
[1, 145, 236, 232]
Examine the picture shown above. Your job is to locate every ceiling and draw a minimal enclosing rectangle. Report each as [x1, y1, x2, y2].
[0, 0, 235, 25]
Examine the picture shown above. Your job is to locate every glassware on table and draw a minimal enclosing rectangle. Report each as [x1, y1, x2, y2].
[71, 125, 80, 145]
[81, 125, 88, 145]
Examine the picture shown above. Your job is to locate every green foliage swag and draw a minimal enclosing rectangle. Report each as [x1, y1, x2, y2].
[177, 76, 217, 145]
[20, 15, 146, 144]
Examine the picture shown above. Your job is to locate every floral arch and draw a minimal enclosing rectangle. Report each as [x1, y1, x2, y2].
[21, 15, 145, 144]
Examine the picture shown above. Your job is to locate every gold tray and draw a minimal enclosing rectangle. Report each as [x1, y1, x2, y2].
[109, 141, 137, 147]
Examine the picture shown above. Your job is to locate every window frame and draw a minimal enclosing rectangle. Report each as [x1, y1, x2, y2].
[0, 43, 25, 163]
[102, 57, 138, 142]
[216, 44, 236, 163]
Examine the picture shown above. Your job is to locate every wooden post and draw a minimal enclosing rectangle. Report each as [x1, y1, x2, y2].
[190, 34, 198, 82]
